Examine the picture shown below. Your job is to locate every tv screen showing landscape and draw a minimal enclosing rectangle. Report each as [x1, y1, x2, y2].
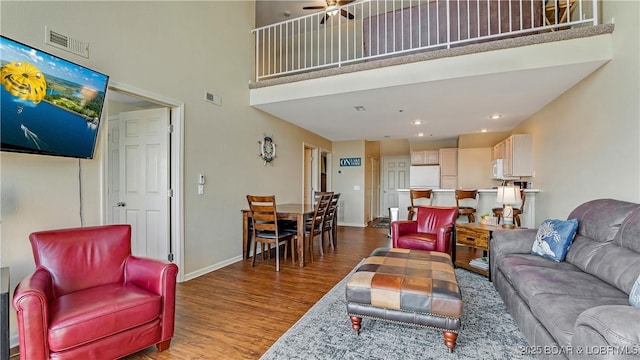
[0, 35, 109, 159]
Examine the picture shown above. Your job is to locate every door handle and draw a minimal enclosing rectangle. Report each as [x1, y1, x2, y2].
[117, 202, 126, 207]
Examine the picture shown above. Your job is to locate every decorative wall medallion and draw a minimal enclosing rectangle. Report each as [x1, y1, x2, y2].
[259, 135, 276, 165]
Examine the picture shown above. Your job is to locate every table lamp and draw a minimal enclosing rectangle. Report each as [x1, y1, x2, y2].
[496, 186, 521, 228]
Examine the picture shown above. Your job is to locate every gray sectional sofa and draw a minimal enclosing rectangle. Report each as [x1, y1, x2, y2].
[490, 199, 640, 359]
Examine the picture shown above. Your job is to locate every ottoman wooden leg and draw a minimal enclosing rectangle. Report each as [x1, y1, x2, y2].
[349, 316, 362, 335]
[443, 331, 458, 352]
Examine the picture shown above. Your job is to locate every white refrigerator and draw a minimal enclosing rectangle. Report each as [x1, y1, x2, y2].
[409, 165, 440, 188]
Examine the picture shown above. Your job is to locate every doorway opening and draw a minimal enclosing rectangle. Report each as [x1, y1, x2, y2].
[103, 81, 184, 281]
[303, 143, 332, 204]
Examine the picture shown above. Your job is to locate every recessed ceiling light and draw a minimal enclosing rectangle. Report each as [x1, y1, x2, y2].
[490, 114, 502, 120]
[481, 129, 488, 133]
[354, 106, 366, 111]
[417, 133, 425, 137]
[412, 120, 422, 125]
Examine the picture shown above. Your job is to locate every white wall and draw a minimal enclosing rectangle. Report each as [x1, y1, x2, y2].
[0, 0, 331, 344]
[332, 140, 366, 226]
[514, 1, 640, 221]
[364, 141, 381, 222]
[457, 148, 494, 189]
[380, 139, 410, 156]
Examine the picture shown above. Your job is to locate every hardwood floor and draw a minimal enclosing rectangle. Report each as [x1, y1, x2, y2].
[124, 225, 391, 359]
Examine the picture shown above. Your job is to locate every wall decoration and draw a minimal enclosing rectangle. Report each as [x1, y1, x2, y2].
[339, 157, 361, 166]
[259, 135, 276, 165]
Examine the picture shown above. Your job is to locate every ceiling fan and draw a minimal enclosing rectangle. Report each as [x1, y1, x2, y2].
[303, 0, 356, 24]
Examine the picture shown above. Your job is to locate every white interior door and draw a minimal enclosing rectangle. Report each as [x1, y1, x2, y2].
[107, 115, 122, 224]
[311, 147, 319, 197]
[381, 156, 410, 216]
[119, 108, 170, 260]
[304, 147, 312, 204]
[371, 157, 380, 219]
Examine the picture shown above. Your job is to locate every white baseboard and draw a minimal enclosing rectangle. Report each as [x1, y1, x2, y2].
[183, 255, 243, 281]
[183, 244, 285, 282]
[337, 222, 366, 227]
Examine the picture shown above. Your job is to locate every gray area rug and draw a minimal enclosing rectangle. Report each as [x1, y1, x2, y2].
[261, 268, 534, 360]
[369, 217, 390, 229]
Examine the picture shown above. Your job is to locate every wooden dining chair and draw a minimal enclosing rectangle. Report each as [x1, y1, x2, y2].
[246, 195, 297, 272]
[455, 189, 478, 223]
[322, 193, 340, 249]
[303, 193, 333, 262]
[407, 189, 433, 220]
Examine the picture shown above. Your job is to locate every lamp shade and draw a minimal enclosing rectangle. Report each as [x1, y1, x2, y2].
[496, 186, 521, 205]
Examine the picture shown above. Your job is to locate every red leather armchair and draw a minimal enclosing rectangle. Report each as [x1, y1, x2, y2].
[391, 206, 458, 255]
[12, 225, 178, 360]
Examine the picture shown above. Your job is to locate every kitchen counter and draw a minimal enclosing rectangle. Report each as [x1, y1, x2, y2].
[397, 188, 539, 228]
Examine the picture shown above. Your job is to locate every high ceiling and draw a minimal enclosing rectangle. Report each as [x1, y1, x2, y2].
[250, 59, 608, 142]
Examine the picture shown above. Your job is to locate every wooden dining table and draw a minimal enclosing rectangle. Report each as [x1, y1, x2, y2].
[241, 203, 315, 268]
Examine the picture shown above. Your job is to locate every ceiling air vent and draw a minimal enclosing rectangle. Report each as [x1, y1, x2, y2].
[45, 26, 89, 58]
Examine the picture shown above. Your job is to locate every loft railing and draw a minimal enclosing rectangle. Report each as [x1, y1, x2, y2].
[252, 0, 597, 81]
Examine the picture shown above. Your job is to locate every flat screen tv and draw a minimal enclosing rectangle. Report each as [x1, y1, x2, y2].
[0, 35, 109, 159]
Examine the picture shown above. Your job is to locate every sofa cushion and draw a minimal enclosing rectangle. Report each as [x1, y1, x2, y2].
[566, 236, 640, 294]
[48, 283, 161, 352]
[630, 274, 640, 307]
[502, 260, 627, 302]
[497, 253, 580, 274]
[614, 207, 640, 253]
[529, 294, 630, 347]
[567, 199, 639, 243]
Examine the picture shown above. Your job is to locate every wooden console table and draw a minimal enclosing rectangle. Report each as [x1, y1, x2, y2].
[454, 223, 502, 278]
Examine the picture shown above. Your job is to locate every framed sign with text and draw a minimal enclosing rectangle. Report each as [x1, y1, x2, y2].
[339, 158, 361, 167]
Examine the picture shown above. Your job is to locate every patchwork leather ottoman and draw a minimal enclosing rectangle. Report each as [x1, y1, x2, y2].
[345, 247, 463, 352]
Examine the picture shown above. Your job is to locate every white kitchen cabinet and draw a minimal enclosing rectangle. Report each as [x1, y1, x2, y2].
[410, 150, 439, 165]
[440, 175, 458, 189]
[439, 148, 458, 189]
[493, 142, 505, 160]
[439, 148, 458, 175]
[502, 134, 533, 177]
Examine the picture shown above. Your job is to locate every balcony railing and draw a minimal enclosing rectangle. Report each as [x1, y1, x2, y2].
[252, 0, 597, 81]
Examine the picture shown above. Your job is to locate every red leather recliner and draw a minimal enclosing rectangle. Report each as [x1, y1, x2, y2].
[391, 206, 458, 255]
[12, 225, 178, 360]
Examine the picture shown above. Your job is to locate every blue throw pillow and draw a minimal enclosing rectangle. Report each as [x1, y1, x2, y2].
[630, 274, 640, 307]
[531, 218, 579, 262]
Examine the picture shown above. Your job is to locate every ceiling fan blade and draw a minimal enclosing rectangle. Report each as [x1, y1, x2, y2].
[341, 9, 355, 20]
[303, 6, 326, 10]
[336, 0, 356, 4]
